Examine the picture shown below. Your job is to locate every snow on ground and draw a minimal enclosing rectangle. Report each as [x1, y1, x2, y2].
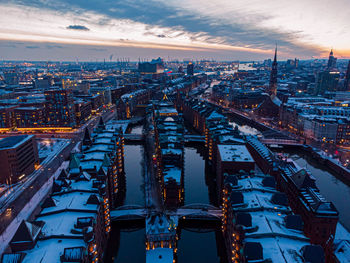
[0, 161, 69, 255]
[38, 139, 70, 159]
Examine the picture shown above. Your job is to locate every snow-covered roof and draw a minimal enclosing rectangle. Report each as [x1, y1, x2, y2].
[21, 239, 86, 263]
[218, 144, 254, 163]
[40, 192, 98, 215]
[39, 211, 97, 237]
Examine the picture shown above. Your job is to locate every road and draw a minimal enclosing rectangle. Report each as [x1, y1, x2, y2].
[0, 107, 117, 235]
[0, 139, 76, 235]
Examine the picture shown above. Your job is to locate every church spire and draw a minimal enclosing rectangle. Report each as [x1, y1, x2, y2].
[268, 45, 278, 97]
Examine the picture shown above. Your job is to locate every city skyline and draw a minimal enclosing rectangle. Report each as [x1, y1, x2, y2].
[0, 0, 349, 61]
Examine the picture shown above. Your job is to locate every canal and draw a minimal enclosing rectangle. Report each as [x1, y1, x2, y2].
[123, 145, 145, 206]
[177, 229, 226, 263]
[108, 127, 226, 262]
[184, 147, 209, 205]
[229, 118, 350, 231]
[106, 227, 146, 263]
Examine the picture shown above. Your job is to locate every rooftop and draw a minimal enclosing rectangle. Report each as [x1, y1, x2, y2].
[218, 144, 254, 163]
[0, 135, 33, 150]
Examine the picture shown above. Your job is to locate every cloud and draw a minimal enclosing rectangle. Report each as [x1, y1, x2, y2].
[0, 0, 349, 59]
[88, 47, 107, 52]
[46, 44, 63, 49]
[66, 24, 90, 31]
[25, 45, 39, 49]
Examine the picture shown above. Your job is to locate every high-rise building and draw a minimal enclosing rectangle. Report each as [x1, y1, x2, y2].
[44, 88, 76, 127]
[344, 60, 350, 91]
[187, 62, 194, 75]
[0, 135, 39, 184]
[327, 49, 337, 70]
[315, 71, 340, 95]
[268, 46, 278, 97]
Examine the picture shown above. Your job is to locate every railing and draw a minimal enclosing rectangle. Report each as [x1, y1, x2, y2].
[260, 139, 302, 145]
[180, 203, 219, 210]
[123, 134, 144, 140]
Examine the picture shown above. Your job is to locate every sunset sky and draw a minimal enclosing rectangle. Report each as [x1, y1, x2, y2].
[0, 0, 349, 61]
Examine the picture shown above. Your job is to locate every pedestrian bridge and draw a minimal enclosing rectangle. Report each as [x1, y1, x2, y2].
[110, 203, 222, 221]
[123, 134, 145, 141]
[184, 135, 205, 143]
[174, 203, 222, 220]
[110, 205, 146, 221]
[260, 138, 302, 147]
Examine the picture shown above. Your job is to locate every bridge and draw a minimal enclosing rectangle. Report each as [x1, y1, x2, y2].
[110, 205, 147, 221]
[260, 138, 303, 147]
[184, 134, 205, 143]
[123, 133, 145, 142]
[123, 134, 204, 143]
[110, 204, 222, 222]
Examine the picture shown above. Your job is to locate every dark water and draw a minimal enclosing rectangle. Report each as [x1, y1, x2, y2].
[284, 151, 350, 230]
[110, 228, 146, 263]
[229, 116, 350, 230]
[177, 230, 224, 263]
[108, 143, 225, 262]
[184, 147, 209, 205]
[123, 145, 144, 206]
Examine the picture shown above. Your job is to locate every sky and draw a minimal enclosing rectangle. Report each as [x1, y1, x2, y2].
[0, 0, 349, 61]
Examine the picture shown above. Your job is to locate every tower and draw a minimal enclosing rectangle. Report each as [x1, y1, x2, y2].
[345, 61, 350, 91]
[187, 62, 194, 76]
[327, 49, 337, 70]
[268, 46, 278, 97]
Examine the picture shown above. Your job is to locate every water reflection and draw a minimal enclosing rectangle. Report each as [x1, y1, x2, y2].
[122, 145, 145, 206]
[184, 147, 208, 204]
[106, 227, 146, 263]
[177, 229, 227, 263]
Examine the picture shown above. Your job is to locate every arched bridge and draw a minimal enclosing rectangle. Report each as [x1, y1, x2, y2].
[168, 203, 222, 220]
[110, 203, 222, 222]
[110, 205, 146, 221]
[123, 134, 145, 141]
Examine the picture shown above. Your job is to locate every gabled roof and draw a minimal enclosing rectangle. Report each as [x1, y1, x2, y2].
[57, 169, 68, 181]
[82, 128, 92, 146]
[97, 117, 106, 131]
[10, 220, 43, 244]
[41, 196, 56, 208]
[69, 154, 81, 170]
[102, 153, 111, 167]
[291, 169, 317, 189]
[86, 194, 101, 205]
